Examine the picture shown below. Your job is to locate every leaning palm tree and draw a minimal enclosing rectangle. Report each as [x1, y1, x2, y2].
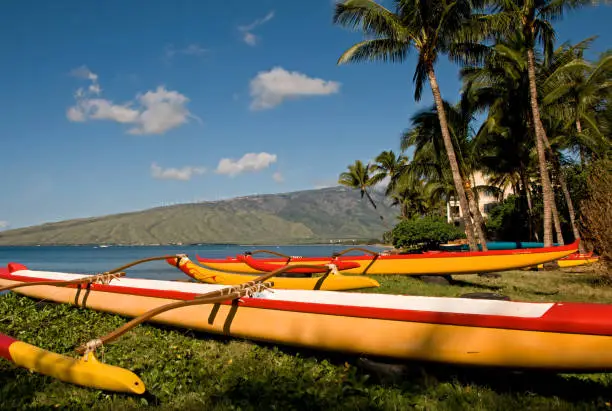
[477, 0, 600, 247]
[338, 159, 384, 220]
[333, 0, 486, 251]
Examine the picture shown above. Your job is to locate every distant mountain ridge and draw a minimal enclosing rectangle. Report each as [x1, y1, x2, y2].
[0, 186, 400, 245]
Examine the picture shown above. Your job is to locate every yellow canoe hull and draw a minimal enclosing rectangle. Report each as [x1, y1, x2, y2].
[1, 337, 145, 394]
[169, 257, 380, 290]
[2, 274, 612, 372]
[197, 242, 580, 275]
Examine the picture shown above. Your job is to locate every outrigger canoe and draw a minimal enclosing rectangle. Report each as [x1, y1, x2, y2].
[195, 241, 580, 275]
[0, 332, 144, 394]
[167, 255, 380, 291]
[3, 261, 612, 372]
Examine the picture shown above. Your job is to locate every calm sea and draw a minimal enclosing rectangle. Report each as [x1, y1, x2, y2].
[0, 244, 386, 281]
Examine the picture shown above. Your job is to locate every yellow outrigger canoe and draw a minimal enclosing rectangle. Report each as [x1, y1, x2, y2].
[0, 332, 144, 394]
[196, 241, 580, 275]
[4, 261, 612, 372]
[167, 255, 380, 290]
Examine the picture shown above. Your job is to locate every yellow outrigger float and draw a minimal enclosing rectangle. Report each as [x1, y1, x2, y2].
[0, 332, 145, 394]
[536, 252, 601, 269]
[167, 255, 380, 290]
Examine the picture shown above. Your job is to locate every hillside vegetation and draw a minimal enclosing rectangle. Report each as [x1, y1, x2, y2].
[0, 187, 399, 245]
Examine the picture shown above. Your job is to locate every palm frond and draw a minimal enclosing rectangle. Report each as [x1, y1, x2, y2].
[333, 0, 408, 39]
[337, 38, 411, 64]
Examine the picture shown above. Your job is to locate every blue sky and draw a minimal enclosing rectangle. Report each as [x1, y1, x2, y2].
[0, 0, 610, 230]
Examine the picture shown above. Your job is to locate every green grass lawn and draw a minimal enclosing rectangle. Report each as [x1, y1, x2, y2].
[1, 266, 612, 410]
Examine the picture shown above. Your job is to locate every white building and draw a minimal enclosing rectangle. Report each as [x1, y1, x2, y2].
[446, 171, 513, 224]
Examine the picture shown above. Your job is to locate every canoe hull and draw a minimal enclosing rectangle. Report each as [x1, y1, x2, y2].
[167, 256, 380, 290]
[2, 264, 612, 372]
[196, 242, 580, 275]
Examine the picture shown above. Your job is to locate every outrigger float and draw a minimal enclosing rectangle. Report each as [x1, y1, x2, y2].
[0, 332, 145, 394]
[195, 241, 580, 275]
[0, 272, 145, 394]
[536, 252, 601, 269]
[167, 254, 380, 290]
[3, 254, 612, 373]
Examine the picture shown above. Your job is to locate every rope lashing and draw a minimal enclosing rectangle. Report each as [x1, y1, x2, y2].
[83, 339, 104, 361]
[0, 272, 127, 293]
[325, 263, 339, 275]
[94, 272, 123, 285]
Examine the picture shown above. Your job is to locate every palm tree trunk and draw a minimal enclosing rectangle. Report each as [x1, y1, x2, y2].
[576, 119, 586, 165]
[520, 170, 537, 242]
[539, 131, 584, 252]
[550, 190, 565, 245]
[426, 65, 478, 251]
[527, 48, 554, 247]
[363, 189, 390, 228]
[465, 181, 489, 251]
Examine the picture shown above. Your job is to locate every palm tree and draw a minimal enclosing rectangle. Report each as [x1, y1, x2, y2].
[387, 173, 431, 218]
[370, 150, 409, 196]
[461, 35, 539, 240]
[338, 159, 384, 219]
[537, 41, 612, 251]
[478, 0, 599, 247]
[332, 0, 486, 251]
[401, 100, 490, 249]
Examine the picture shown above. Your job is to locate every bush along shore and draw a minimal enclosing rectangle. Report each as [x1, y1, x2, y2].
[2, 266, 612, 410]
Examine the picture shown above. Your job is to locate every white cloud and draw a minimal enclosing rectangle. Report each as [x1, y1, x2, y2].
[0, 221, 9, 230]
[238, 11, 275, 46]
[67, 67, 197, 135]
[165, 43, 208, 58]
[151, 162, 206, 181]
[272, 172, 284, 183]
[243, 32, 257, 46]
[249, 67, 341, 110]
[215, 152, 277, 177]
[70, 66, 102, 95]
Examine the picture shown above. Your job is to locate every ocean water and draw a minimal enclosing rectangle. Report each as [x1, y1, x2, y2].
[0, 244, 386, 281]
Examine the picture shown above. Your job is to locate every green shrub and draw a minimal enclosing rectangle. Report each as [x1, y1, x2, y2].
[391, 216, 466, 250]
